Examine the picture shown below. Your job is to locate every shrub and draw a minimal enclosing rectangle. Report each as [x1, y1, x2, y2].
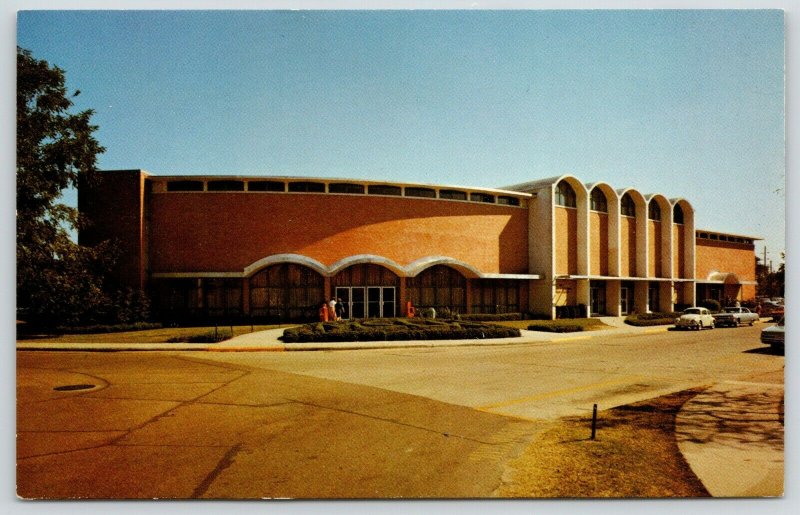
[167, 330, 231, 343]
[52, 322, 163, 334]
[460, 313, 522, 321]
[699, 298, 721, 313]
[527, 324, 583, 333]
[625, 313, 677, 326]
[279, 318, 520, 343]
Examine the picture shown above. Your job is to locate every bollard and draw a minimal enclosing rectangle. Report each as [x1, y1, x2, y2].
[591, 403, 598, 440]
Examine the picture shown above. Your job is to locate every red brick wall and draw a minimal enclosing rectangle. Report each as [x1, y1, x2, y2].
[590, 212, 609, 276]
[78, 170, 146, 289]
[148, 192, 529, 274]
[648, 221, 662, 277]
[620, 216, 636, 276]
[695, 239, 756, 282]
[555, 207, 578, 275]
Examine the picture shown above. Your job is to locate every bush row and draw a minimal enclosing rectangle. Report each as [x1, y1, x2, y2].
[281, 319, 520, 343]
[167, 330, 232, 343]
[624, 313, 678, 326]
[459, 313, 522, 321]
[526, 324, 584, 333]
[50, 322, 163, 334]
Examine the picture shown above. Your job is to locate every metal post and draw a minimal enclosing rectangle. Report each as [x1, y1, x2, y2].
[591, 404, 598, 440]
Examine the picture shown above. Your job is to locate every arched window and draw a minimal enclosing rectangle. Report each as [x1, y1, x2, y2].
[621, 193, 636, 217]
[673, 204, 684, 224]
[555, 181, 576, 207]
[590, 188, 608, 212]
[648, 201, 661, 221]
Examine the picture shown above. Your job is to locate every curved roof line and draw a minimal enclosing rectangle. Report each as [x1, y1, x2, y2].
[501, 173, 585, 193]
[707, 271, 741, 284]
[670, 197, 695, 212]
[585, 181, 620, 200]
[328, 254, 407, 277]
[243, 253, 328, 276]
[405, 256, 483, 278]
[616, 187, 647, 203]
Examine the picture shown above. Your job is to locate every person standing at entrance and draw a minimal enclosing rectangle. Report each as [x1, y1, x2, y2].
[329, 297, 338, 321]
[335, 297, 346, 320]
[319, 302, 329, 322]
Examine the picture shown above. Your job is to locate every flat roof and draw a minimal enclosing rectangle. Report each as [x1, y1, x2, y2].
[695, 228, 762, 240]
[142, 172, 532, 198]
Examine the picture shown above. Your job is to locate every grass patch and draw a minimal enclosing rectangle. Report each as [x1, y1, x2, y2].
[498, 388, 710, 498]
[281, 318, 520, 343]
[16, 324, 287, 344]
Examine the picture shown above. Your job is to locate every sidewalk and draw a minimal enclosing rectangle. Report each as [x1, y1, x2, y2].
[676, 380, 784, 497]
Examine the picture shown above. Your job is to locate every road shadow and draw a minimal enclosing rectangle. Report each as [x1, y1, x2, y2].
[674, 387, 784, 451]
[745, 346, 784, 356]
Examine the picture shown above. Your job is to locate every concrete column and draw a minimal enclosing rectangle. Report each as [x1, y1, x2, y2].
[577, 279, 590, 318]
[659, 281, 672, 313]
[607, 279, 621, 316]
[634, 281, 648, 314]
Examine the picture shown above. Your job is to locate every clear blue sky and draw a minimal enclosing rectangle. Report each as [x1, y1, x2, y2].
[17, 9, 785, 264]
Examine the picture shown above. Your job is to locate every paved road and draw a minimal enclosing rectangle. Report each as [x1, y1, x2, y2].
[16, 325, 783, 499]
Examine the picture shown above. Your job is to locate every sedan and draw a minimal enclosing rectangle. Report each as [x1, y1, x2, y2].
[760, 317, 785, 349]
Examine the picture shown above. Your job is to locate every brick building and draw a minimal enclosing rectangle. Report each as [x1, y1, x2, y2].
[79, 170, 758, 321]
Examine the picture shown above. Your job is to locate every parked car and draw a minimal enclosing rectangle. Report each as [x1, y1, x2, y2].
[759, 301, 785, 320]
[675, 307, 715, 330]
[713, 307, 760, 327]
[760, 317, 785, 349]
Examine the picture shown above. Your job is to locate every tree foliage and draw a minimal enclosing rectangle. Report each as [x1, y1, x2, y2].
[17, 47, 147, 327]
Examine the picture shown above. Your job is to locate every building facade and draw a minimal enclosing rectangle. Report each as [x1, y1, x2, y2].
[79, 170, 758, 322]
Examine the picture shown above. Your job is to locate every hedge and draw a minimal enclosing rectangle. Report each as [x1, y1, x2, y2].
[526, 324, 583, 333]
[459, 313, 522, 321]
[51, 322, 163, 334]
[624, 313, 678, 326]
[167, 330, 232, 343]
[281, 318, 520, 343]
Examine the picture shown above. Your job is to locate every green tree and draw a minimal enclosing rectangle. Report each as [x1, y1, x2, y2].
[16, 47, 113, 326]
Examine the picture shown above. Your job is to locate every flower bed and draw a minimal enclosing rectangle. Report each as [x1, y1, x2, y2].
[281, 318, 520, 343]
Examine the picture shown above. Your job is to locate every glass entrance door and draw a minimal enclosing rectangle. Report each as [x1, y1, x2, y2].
[590, 281, 606, 316]
[335, 286, 394, 319]
[620, 287, 629, 315]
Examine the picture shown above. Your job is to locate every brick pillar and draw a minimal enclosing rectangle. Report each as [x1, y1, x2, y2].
[242, 277, 250, 315]
[399, 277, 407, 316]
[324, 276, 331, 304]
[466, 279, 473, 314]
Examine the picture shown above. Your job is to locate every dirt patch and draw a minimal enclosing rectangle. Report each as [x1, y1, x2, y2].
[497, 388, 710, 498]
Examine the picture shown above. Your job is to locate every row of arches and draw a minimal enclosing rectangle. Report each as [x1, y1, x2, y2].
[151, 262, 525, 322]
[555, 179, 690, 223]
[551, 176, 695, 280]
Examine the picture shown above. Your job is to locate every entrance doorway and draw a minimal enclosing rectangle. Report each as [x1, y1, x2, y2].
[648, 284, 660, 313]
[620, 282, 634, 315]
[590, 281, 606, 316]
[335, 286, 396, 319]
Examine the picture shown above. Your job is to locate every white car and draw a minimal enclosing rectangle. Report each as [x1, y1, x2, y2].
[675, 307, 715, 330]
